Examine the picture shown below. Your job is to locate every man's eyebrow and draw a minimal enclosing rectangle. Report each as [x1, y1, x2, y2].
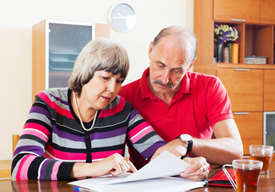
[157, 60, 166, 66]
[156, 60, 184, 70]
[170, 67, 184, 72]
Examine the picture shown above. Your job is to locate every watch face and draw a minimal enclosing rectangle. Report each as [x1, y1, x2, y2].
[180, 134, 192, 141]
[109, 3, 137, 32]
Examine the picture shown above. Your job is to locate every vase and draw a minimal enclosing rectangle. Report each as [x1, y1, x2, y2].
[217, 44, 223, 63]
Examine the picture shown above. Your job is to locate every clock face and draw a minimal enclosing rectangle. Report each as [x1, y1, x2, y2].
[109, 3, 137, 32]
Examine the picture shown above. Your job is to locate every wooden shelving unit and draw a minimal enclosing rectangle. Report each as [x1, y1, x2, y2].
[194, 0, 275, 154]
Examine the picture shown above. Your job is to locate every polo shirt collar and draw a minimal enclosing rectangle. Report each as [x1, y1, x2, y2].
[140, 68, 155, 99]
[140, 67, 191, 100]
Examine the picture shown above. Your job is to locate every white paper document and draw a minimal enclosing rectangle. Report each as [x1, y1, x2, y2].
[69, 151, 206, 192]
[100, 150, 190, 184]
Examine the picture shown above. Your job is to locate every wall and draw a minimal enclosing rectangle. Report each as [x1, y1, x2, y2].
[0, 0, 194, 160]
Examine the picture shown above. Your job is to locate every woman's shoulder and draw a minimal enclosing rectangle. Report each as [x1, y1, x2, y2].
[36, 87, 69, 103]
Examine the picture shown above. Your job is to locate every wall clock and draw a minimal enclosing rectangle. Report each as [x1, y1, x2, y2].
[109, 3, 137, 32]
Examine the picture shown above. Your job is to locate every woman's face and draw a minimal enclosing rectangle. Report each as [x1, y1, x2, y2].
[81, 70, 125, 110]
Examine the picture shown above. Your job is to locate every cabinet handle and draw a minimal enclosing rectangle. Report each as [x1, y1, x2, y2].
[234, 68, 250, 71]
[231, 19, 246, 22]
[233, 112, 249, 115]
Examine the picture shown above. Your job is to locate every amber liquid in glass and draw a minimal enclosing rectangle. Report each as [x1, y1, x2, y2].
[235, 168, 261, 192]
[250, 155, 271, 172]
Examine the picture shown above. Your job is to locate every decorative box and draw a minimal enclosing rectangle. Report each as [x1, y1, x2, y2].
[244, 56, 267, 64]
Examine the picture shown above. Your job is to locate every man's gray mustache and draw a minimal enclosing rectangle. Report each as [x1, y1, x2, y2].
[153, 80, 173, 88]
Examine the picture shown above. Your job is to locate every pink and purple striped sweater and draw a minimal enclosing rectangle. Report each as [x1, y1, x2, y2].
[12, 88, 167, 180]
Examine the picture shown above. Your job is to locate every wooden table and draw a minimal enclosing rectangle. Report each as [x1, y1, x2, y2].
[1, 161, 275, 191]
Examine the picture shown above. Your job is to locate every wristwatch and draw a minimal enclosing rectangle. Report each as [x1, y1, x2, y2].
[179, 134, 193, 153]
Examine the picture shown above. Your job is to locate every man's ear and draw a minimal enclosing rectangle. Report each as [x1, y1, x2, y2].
[188, 57, 197, 70]
[148, 41, 153, 60]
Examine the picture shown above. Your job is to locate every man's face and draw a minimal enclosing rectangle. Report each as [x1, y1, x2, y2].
[148, 37, 193, 96]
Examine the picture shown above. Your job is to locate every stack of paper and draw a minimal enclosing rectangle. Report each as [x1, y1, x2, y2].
[69, 151, 206, 192]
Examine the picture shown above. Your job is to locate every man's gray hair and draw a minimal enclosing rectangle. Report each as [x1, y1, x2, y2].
[152, 26, 197, 66]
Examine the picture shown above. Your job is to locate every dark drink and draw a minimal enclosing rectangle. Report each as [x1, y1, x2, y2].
[250, 155, 272, 172]
[249, 145, 274, 174]
[235, 168, 261, 192]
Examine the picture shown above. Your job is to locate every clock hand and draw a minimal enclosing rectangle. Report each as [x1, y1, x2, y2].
[116, 12, 127, 19]
[117, 12, 124, 18]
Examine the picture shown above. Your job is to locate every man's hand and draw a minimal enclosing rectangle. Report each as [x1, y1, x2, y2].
[151, 138, 187, 160]
[180, 157, 209, 181]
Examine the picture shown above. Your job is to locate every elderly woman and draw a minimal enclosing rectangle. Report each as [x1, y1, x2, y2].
[12, 38, 209, 181]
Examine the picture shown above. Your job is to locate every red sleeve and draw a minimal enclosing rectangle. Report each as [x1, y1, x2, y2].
[206, 77, 233, 127]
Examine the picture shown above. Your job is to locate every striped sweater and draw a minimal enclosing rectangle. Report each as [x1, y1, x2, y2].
[12, 88, 167, 180]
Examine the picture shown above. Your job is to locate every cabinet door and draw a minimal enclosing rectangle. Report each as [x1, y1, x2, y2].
[32, 20, 110, 101]
[261, 0, 275, 24]
[48, 23, 94, 89]
[234, 112, 263, 155]
[217, 68, 263, 112]
[213, 0, 260, 23]
[264, 70, 275, 111]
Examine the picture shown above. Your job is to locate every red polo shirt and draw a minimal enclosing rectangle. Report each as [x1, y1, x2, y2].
[119, 67, 233, 168]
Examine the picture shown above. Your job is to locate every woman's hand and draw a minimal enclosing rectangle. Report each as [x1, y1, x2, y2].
[71, 153, 137, 178]
[180, 157, 209, 181]
[95, 153, 137, 177]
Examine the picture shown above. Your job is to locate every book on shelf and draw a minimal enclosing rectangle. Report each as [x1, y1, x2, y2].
[223, 47, 229, 63]
[232, 43, 239, 63]
[228, 44, 232, 63]
[244, 56, 267, 64]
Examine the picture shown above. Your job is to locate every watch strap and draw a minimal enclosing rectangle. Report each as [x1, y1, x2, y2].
[186, 139, 193, 153]
[176, 135, 193, 153]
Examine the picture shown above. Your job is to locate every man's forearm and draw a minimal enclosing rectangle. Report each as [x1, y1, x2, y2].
[190, 137, 243, 165]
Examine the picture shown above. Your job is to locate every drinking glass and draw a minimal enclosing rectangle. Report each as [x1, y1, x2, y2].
[250, 145, 274, 174]
[223, 159, 263, 192]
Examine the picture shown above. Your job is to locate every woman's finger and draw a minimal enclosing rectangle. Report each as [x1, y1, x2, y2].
[110, 163, 122, 176]
[119, 162, 128, 172]
[124, 157, 137, 173]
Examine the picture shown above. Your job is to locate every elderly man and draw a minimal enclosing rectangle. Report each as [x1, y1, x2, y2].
[119, 26, 243, 172]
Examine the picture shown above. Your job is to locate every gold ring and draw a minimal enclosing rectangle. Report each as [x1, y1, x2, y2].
[124, 157, 129, 161]
[119, 163, 124, 167]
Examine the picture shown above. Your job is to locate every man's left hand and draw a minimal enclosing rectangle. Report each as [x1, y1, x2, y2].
[180, 157, 209, 181]
[151, 139, 187, 160]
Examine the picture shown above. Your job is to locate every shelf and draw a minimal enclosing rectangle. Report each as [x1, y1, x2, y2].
[245, 24, 273, 64]
[216, 63, 275, 69]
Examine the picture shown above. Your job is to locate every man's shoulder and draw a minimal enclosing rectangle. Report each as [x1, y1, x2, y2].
[119, 78, 143, 105]
[188, 72, 221, 85]
[120, 78, 141, 94]
[189, 71, 218, 80]
[122, 78, 141, 89]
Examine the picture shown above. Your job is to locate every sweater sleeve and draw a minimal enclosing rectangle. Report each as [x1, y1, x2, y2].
[11, 93, 75, 180]
[126, 108, 167, 159]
